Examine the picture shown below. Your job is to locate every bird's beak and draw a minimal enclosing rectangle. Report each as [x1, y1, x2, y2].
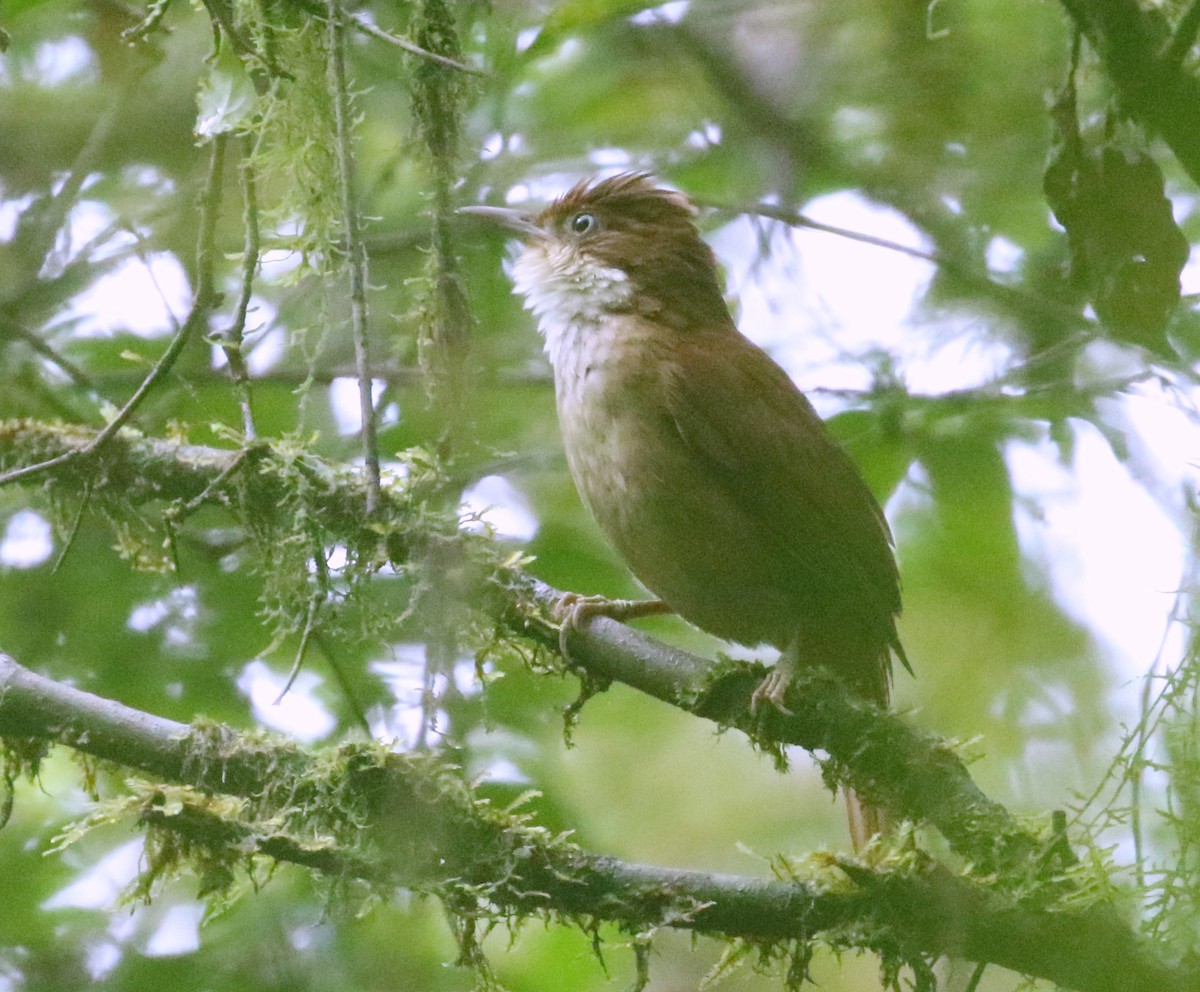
[457, 205, 548, 242]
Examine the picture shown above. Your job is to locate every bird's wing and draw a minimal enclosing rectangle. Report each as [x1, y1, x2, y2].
[664, 327, 903, 632]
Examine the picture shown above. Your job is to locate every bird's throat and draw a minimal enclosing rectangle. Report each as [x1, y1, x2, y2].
[512, 242, 635, 369]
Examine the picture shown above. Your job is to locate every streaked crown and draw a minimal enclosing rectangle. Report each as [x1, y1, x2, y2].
[522, 173, 732, 331]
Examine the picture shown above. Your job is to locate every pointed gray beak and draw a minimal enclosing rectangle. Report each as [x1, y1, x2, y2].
[457, 205, 548, 241]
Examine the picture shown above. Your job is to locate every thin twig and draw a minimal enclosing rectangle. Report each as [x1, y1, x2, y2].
[0, 138, 227, 489]
[160, 446, 251, 573]
[0, 448, 78, 488]
[0, 317, 96, 395]
[220, 138, 262, 439]
[198, 0, 289, 84]
[349, 14, 486, 75]
[274, 511, 333, 703]
[121, 0, 173, 43]
[709, 198, 1096, 331]
[81, 136, 226, 443]
[81, 362, 552, 391]
[0, 65, 145, 409]
[274, 593, 321, 704]
[51, 480, 92, 574]
[27, 72, 138, 277]
[963, 962, 988, 992]
[325, 0, 381, 513]
[173, 447, 250, 518]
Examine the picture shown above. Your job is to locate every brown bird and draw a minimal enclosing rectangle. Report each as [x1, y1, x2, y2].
[461, 173, 908, 847]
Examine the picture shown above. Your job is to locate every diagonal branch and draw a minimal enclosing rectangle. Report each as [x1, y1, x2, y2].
[0, 652, 1192, 992]
[498, 576, 1037, 873]
[0, 138, 226, 489]
[0, 420, 1055, 871]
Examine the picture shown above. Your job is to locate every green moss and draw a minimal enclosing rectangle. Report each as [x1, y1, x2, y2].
[0, 735, 49, 828]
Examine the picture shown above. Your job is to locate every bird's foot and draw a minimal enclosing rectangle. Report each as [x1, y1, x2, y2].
[552, 594, 672, 658]
[750, 666, 795, 716]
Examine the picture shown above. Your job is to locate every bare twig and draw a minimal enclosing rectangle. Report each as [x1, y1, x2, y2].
[50, 480, 92, 574]
[325, 0, 381, 512]
[0, 316, 96, 395]
[349, 14, 485, 75]
[273, 593, 321, 704]
[121, 0, 173, 43]
[198, 0, 290, 83]
[0, 138, 227, 489]
[313, 632, 372, 735]
[77, 362, 551, 392]
[709, 198, 1097, 332]
[216, 139, 263, 439]
[25, 70, 141, 279]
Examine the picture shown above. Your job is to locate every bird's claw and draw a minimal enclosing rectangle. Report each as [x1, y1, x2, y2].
[553, 593, 596, 656]
[552, 594, 671, 658]
[750, 668, 794, 716]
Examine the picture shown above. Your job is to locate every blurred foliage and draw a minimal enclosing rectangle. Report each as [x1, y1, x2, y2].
[0, 0, 1199, 989]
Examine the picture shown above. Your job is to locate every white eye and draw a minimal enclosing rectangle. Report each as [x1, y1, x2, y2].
[570, 212, 597, 235]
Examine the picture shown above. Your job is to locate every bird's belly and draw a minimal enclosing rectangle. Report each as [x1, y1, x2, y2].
[556, 368, 794, 648]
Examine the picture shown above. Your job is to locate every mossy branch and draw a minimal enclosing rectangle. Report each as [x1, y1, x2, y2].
[0, 139, 226, 489]
[500, 575, 1035, 873]
[0, 652, 1192, 992]
[0, 419, 1189, 991]
[0, 420, 1078, 870]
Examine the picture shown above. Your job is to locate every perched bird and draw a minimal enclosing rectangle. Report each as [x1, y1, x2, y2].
[461, 173, 907, 847]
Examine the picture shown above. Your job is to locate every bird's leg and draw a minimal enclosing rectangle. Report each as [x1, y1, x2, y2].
[750, 637, 798, 715]
[553, 593, 674, 657]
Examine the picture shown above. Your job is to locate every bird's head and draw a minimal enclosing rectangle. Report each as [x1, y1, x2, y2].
[460, 173, 730, 333]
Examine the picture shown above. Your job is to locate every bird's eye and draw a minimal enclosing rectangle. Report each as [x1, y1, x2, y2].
[570, 212, 597, 235]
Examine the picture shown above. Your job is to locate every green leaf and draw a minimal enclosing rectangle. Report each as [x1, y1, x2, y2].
[195, 51, 256, 137]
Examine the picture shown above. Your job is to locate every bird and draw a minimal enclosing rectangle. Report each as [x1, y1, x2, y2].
[460, 173, 908, 847]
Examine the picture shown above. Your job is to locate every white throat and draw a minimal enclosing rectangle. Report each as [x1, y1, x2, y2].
[511, 243, 633, 370]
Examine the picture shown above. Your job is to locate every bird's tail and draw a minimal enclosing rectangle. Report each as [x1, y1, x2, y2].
[845, 786, 888, 851]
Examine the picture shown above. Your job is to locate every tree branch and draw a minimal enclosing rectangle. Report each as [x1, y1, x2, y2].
[0, 137, 226, 489]
[498, 575, 1036, 872]
[0, 652, 1192, 992]
[0, 420, 1067, 870]
[325, 0, 381, 512]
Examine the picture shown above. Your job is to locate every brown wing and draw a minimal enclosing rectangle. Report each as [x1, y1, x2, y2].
[664, 326, 906, 686]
